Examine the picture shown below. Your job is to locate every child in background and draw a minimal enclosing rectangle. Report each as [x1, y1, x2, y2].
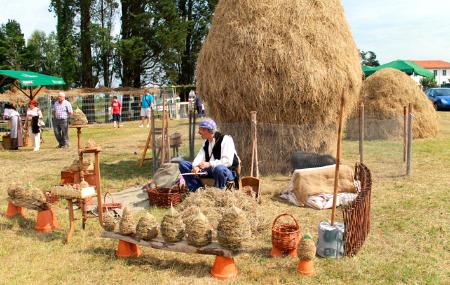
[111, 96, 122, 128]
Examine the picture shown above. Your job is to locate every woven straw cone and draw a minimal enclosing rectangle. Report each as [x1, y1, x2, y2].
[119, 207, 136, 236]
[103, 212, 116, 232]
[181, 205, 201, 225]
[298, 237, 316, 260]
[70, 107, 88, 125]
[186, 211, 212, 247]
[161, 206, 185, 243]
[136, 213, 159, 241]
[217, 206, 251, 251]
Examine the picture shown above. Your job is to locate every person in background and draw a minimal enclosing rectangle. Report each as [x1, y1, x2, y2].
[111, 96, 122, 128]
[178, 118, 239, 191]
[3, 102, 23, 150]
[25, 100, 43, 151]
[52, 92, 73, 148]
[139, 89, 154, 128]
[194, 92, 205, 118]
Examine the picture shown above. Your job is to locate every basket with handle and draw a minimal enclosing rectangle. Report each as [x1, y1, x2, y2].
[147, 183, 185, 208]
[101, 192, 122, 212]
[271, 213, 301, 251]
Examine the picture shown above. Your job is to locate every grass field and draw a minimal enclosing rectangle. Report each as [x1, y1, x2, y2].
[0, 114, 449, 285]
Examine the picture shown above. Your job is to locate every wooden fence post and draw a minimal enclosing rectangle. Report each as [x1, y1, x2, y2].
[359, 102, 364, 164]
[406, 104, 413, 176]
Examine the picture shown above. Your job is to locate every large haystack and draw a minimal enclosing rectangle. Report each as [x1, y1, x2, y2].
[196, 0, 362, 174]
[346, 68, 438, 140]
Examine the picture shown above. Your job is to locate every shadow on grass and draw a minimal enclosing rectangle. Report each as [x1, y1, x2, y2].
[246, 246, 273, 258]
[84, 246, 211, 278]
[101, 160, 154, 181]
[5, 216, 67, 242]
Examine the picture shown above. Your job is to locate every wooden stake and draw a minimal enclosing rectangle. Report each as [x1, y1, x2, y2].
[331, 90, 345, 226]
[250, 111, 259, 178]
[161, 93, 167, 164]
[358, 102, 364, 164]
[406, 104, 413, 176]
[403, 106, 407, 162]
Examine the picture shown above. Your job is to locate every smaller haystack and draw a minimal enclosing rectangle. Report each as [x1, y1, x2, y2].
[346, 68, 438, 140]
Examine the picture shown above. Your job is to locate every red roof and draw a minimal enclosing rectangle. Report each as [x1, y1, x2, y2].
[411, 60, 450, 69]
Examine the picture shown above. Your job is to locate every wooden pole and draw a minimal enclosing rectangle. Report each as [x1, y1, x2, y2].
[358, 102, 364, 164]
[331, 91, 346, 226]
[250, 111, 259, 178]
[160, 93, 167, 164]
[188, 109, 193, 160]
[165, 112, 171, 160]
[151, 110, 157, 172]
[406, 104, 413, 176]
[403, 106, 407, 162]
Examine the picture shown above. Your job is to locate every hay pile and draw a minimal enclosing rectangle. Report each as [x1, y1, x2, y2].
[185, 210, 212, 247]
[50, 184, 81, 199]
[177, 187, 270, 237]
[346, 68, 438, 140]
[102, 211, 117, 232]
[217, 206, 251, 250]
[119, 207, 136, 235]
[161, 206, 185, 243]
[298, 234, 316, 260]
[70, 107, 88, 125]
[196, 0, 362, 174]
[136, 213, 159, 241]
[7, 183, 49, 211]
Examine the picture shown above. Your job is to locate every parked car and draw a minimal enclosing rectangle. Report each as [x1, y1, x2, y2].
[425, 88, 450, 110]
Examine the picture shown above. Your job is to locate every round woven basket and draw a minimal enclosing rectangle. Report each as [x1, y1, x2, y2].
[271, 213, 300, 251]
[102, 192, 122, 212]
[147, 184, 186, 208]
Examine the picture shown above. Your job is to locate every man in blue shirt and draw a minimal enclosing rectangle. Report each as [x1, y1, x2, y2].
[139, 89, 154, 128]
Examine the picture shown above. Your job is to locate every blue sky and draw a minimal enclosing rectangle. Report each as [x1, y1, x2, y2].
[1, 0, 450, 64]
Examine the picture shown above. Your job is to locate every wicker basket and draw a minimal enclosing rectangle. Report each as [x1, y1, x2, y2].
[102, 192, 122, 212]
[272, 213, 300, 251]
[147, 184, 186, 208]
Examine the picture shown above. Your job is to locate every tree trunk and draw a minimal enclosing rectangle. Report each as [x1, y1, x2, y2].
[80, 0, 93, 87]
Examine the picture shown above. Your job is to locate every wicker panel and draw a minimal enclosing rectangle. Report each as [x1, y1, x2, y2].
[342, 163, 372, 256]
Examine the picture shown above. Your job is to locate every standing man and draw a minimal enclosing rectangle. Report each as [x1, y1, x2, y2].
[53, 92, 73, 148]
[179, 118, 239, 191]
[139, 89, 154, 128]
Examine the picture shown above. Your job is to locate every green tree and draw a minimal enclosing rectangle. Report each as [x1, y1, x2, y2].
[420, 77, 437, 89]
[360, 50, 380, 66]
[22, 31, 48, 72]
[0, 20, 26, 70]
[50, 0, 80, 87]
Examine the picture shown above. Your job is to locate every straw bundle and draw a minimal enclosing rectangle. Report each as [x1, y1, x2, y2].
[119, 207, 136, 235]
[297, 234, 316, 260]
[70, 107, 88, 125]
[186, 210, 212, 247]
[177, 187, 268, 237]
[196, 0, 362, 174]
[346, 68, 438, 140]
[50, 184, 81, 199]
[7, 183, 49, 210]
[217, 206, 251, 250]
[102, 211, 116, 232]
[161, 206, 185, 243]
[136, 213, 159, 241]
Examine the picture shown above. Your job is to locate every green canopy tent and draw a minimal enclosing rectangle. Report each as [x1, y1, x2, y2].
[0, 70, 65, 100]
[362, 60, 434, 79]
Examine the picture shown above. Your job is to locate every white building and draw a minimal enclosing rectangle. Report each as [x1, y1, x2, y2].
[411, 60, 450, 86]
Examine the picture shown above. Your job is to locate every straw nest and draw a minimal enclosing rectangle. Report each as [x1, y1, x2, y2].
[217, 206, 251, 250]
[178, 187, 269, 238]
[185, 210, 212, 247]
[298, 234, 316, 260]
[136, 213, 159, 241]
[196, 0, 362, 174]
[346, 68, 438, 140]
[161, 206, 185, 243]
[70, 107, 88, 125]
[102, 211, 117, 232]
[7, 183, 49, 211]
[119, 207, 136, 235]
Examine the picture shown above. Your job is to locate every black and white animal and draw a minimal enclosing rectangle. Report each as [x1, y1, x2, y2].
[290, 151, 336, 171]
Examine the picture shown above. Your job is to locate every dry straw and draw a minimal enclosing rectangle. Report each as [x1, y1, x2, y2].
[217, 206, 251, 250]
[186, 210, 212, 247]
[346, 68, 438, 140]
[297, 234, 316, 260]
[102, 211, 116, 232]
[161, 206, 185, 243]
[8, 183, 48, 210]
[196, 0, 362, 174]
[119, 207, 136, 236]
[135, 213, 159, 241]
[70, 107, 88, 125]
